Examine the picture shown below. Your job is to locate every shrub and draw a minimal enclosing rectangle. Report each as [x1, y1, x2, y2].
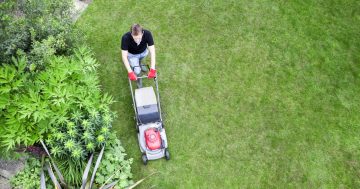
[0, 46, 120, 186]
[28, 34, 67, 70]
[0, 56, 36, 150]
[0, 47, 113, 153]
[1, 47, 115, 188]
[0, 0, 82, 65]
[1, 1, 134, 188]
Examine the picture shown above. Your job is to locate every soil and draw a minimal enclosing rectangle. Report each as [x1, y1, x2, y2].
[73, 0, 92, 20]
[0, 157, 26, 189]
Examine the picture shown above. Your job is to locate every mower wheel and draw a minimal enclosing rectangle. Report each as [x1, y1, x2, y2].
[142, 154, 148, 165]
[165, 148, 170, 160]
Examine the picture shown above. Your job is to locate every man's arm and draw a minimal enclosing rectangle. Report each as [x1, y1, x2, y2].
[121, 50, 132, 73]
[148, 45, 156, 69]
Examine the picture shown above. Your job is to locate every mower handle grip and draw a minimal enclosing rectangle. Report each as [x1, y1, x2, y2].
[136, 75, 156, 79]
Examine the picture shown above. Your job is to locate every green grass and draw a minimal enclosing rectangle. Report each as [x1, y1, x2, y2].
[76, 0, 360, 188]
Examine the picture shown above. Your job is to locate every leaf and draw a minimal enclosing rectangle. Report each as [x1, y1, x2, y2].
[0, 93, 10, 109]
[10, 77, 24, 90]
[98, 170, 118, 189]
[119, 180, 129, 188]
[40, 156, 46, 189]
[0, 64, 16, 84]
[45, 162, 62, 189]
[101, 93, 115, 105]
[100, 181, 118, 189]
[17, 56, 27, 72]
[0, 85, 11, 94]
[40, 140, 67, 187]
[127, 172, 157, 189]
[80, 153, 93, 189]
[89, 145, 105, 189]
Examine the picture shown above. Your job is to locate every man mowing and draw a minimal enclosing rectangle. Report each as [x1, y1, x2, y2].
[121, 24, 156, 88]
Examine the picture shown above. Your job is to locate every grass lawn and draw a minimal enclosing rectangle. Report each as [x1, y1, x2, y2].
[76, 0, 360, 188]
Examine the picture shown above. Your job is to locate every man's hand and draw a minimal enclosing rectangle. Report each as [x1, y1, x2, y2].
[128, 71, 137, 81]
[148, 68, 156, 79]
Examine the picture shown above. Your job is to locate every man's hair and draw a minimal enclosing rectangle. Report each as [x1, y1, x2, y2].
[130, 24, 142, 36]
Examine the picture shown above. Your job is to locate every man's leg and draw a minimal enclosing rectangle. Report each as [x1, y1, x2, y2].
[139, 49, 149, 72]
[128, 55, 142, 88]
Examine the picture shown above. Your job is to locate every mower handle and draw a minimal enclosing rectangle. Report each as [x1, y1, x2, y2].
[136, 75, 156, 79]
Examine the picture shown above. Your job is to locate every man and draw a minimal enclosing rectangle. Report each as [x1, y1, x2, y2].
[121, 24, 156, 88]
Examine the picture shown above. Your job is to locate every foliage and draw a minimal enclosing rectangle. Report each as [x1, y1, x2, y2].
[0, 0, 82, 65]
[1, 1, 134, 188]
[0, 47, 114, 159]
[1, 47, 119, 187]
[53, 154, 87, 186]
[0, 56, 36, 150]
[95, 134, 134, 188]
[48, 138, 136, 189]
[40, 140, 108, 189]
[28, 34, 68, 70]
[11, 143, 136, 189]
[10, 157, 51, 189]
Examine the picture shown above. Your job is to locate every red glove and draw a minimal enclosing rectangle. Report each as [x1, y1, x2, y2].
[148, 68, 156, 79]
[128, 71, 137, 81]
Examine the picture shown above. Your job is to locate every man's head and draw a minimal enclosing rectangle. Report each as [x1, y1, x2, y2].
[130, 24, 143, 36]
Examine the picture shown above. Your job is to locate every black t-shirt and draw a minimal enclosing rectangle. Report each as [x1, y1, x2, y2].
[121, 29, 154, 54]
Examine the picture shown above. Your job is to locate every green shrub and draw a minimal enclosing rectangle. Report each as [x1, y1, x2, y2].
[28, 34, 67, 70]
[0, 47, 113, 153]
[0, 46, 120, 186]
[0, 0, 82, 65]
[0, 56, 37, 150]
[1, 2, 133, 188]
[0, 47, 121, 185]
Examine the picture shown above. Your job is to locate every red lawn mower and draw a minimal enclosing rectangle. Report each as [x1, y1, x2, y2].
[128, 69, 170, 165]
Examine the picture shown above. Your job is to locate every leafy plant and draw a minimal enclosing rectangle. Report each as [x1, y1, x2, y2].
[11, 140, 136, 189]
[0, 47, 116, 167]
[0, 0, 84, 151]
[0, 43, 129, 187]
[55, 157, 87, 186]
[0, 0, 82, 65]
[1, 2, 134, 189]
[96, 134, 134, 188]
[10, 157, 52, 189]
[40, 140, 109, 189]
[0, 56, 38, 150]
[40, 136, 134, 189]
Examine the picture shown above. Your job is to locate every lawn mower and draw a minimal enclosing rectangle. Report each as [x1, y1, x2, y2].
[128, 65, 170, 165]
